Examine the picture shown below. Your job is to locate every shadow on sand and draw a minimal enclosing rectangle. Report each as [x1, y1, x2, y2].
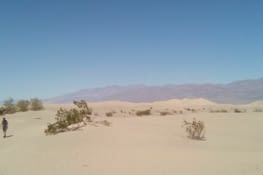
[187, 136, 206, 141]
[4, 135, 14, 138]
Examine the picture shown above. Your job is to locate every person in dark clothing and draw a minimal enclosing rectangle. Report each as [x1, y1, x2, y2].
[2, 118, 8, 138]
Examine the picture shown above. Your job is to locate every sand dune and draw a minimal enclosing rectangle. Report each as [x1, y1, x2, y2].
[0, 99, 263, 175]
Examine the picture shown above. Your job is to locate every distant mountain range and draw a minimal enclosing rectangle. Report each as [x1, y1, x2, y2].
[47, 77, 263, 104]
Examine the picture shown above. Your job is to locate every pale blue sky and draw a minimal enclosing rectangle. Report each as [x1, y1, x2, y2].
[0, 0, 263, 100]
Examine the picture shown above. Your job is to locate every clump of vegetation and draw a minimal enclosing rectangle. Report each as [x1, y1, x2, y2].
[253, 108, 263, 112]
[106, 112, 114, 117]
[209, 109, 228, 113]
[185, 108, 196, 113]
[0, 97, 44, 115]
[136, 109, 151, 116]
[0, 107, 6, 115]
[182, 118, 206, 140]
[3, 98, 17, 114]
[233, 108, 246, 113]
[30, 98, 44, 111]
[45, 100, 92, 135]
[16, 100, 30, 112]
[160, 111, 171, 116]
[174, 110, 183, 114]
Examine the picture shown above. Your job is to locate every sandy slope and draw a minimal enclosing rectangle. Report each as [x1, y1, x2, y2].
[1, 100, 263, 175]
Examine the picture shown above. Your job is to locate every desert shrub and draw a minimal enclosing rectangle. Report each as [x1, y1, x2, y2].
[234, 108, 246, 113]
[182, 119, 206, 140]
[175, 110, 184, 114]
[0, 107, 6, 115]
[210, 109, 228, 113]
[16, 100, 30, 112]
[160, 111, 171, 116]
[185, 108, 196, 112]
[57, 108, 82, 124]
[106, 112, 113, 117]
[73, 100, 92, 115]
[178, 110, 184, 114]
[45, 100, 92, 135]
[185, 108, 190, 111]
[136, 109, 151, 116]
[253, 108, 263, 112]
[30, 98, 44, 111]
[3, 98, 17, 114]
[102, 120, 111, 126]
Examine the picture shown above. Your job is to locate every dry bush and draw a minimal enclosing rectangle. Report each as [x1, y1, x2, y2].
[106, 112, 114, 117]
[16, 100, 30, 112]
[160, 111, 171, 116]
[0, 107, 6, 115]
[30, 98, 44, 111]
[185, 108, 196, 113]
[254, 108, 263, 112]
[73, 100, 92, 116]
[182, 119, 206, 140]
[210, 109, 228, 113]
[1, 97, 44, 115]
[3, 98, 17, 114]
[136, 109, 151, 116]
[234, 108, 246, 113]
[45, 100, 92, 135]
[173, 110, 183, 114]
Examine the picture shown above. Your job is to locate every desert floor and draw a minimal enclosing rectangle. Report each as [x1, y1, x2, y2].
[0, 101, 263, 175]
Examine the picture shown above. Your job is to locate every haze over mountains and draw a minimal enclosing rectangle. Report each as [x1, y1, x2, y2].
[47, 78, 263, 104]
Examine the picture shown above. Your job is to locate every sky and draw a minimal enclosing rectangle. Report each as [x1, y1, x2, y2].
[0, 0, 263, 100]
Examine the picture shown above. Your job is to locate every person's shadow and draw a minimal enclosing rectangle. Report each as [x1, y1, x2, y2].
[4, 135, 14, 138]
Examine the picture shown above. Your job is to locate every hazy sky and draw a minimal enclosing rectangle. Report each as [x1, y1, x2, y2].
[1, 0, 263, 99]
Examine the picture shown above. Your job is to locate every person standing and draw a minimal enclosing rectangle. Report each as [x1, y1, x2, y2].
[2, 117, 8, 138]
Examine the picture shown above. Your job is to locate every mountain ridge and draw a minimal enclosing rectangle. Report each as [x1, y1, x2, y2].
[47, 77, 263, 104]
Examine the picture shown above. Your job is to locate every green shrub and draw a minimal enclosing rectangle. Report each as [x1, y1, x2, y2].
[73, 100, 92, 115]
[30, 98, 44, 111]
[45, 100, 92, 135]
[0, 107, 6, 115]
[16, 100, 30, 112]
[3, 98, 17, 114]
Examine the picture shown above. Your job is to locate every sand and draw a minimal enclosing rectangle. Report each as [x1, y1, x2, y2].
[0, 99, 263, 175]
